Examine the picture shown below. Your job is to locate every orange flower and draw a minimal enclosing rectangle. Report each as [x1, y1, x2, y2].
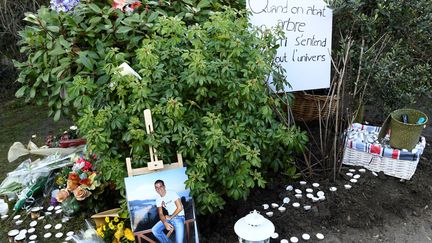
[79, 178, 92, 187]
[68, 172, 80, 183]
[67, 179, 79, 191]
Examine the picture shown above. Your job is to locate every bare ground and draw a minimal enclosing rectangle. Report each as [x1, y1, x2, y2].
[198, 127, 432, 243]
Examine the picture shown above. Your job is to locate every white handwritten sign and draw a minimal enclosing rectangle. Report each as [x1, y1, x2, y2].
[247, 0, 333, 92]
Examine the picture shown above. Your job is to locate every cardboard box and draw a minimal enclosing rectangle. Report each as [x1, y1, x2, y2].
[91, 208, 121, 228]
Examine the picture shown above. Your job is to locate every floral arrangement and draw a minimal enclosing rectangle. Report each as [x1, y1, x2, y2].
[45, 125, 85, 148]
[56, 154, 101, 203]
[50, 0, 81, 12]
[97, 217, 135, 243]
[112, 0, 142, 12]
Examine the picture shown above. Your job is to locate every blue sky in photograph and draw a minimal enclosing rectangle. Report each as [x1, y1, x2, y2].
[124, 167, 190, 201]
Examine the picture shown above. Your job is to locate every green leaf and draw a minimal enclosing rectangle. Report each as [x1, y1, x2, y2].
[197, 0, 210, 9]
[48, 45, 66, 56]
[148, 12, 158, 22]
[15, 86, 28, 98]
[59, 37, 71, 49]
[116, 26, 133, 34]
[88, 3, 102, 14]
[89, 16, 102, 25]
[32, 50, 44, 63]
[30, 87, 36, 98]
[46, 26, 60, 32]
[54, 109, 61, 121]
[78, 54, 93, 70]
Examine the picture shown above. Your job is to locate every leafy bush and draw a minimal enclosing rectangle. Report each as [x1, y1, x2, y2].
[14, 0, 245, 119]
[15, 2, 307, 213]
[331, 0, 432, 116]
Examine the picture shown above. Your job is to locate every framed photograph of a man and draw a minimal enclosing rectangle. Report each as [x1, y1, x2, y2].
[124, 167, 199, 243]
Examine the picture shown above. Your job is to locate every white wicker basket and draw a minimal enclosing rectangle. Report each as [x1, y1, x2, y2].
[342, 147, 420, 180]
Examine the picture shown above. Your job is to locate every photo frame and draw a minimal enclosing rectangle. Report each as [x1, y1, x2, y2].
[124, 167, 199, 243]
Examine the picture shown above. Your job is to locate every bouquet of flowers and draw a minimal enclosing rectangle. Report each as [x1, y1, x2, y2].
[45, 125, 86, 148]
[112, 0, 142, 12]
[55, 154, 101, 212]
[97, 216, 135, 243]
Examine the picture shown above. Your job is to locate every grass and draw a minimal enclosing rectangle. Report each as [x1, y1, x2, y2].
[0, 99, 89, 242]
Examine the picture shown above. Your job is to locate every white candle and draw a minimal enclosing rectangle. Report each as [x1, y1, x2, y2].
[290, 236, 299, 243]
[302, 233, 311, 240]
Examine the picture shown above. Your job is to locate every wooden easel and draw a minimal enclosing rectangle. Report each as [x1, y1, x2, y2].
[125, 109, 194, 243]
[125, 109, 183, 177]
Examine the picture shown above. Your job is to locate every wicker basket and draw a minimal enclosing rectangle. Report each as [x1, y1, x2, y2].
[342, 147, 421, 180]
[291, 93, 338, 122]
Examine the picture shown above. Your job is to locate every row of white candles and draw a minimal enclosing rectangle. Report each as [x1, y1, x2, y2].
[260, 167, 367, 242]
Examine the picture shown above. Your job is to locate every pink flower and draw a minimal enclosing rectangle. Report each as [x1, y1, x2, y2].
[82, 161, 92, 171]
[73, 186, 91, 201]
[56, 189, 70, 203]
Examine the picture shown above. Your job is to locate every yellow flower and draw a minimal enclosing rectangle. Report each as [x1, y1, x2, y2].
[96, 227, 103, 236]
[114, 228, 124, 240]
[109, 222, 115, 230]
[124, 228, 134, 241]
[103, 225, 106, 231]
[105, 216, 110, 223]
[117, 221, 124, 230]
[114, 216, 119, 222]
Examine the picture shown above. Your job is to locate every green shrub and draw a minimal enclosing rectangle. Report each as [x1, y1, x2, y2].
[15, 2, 307, 213]
[331, 0, 432, 116]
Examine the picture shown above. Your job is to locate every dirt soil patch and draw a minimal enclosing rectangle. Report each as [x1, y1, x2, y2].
[198, 129, 432, 243]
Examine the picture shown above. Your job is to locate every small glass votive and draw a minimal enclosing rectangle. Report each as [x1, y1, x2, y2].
[8, 229, 19, 243]
[30, 207, 41, 220]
